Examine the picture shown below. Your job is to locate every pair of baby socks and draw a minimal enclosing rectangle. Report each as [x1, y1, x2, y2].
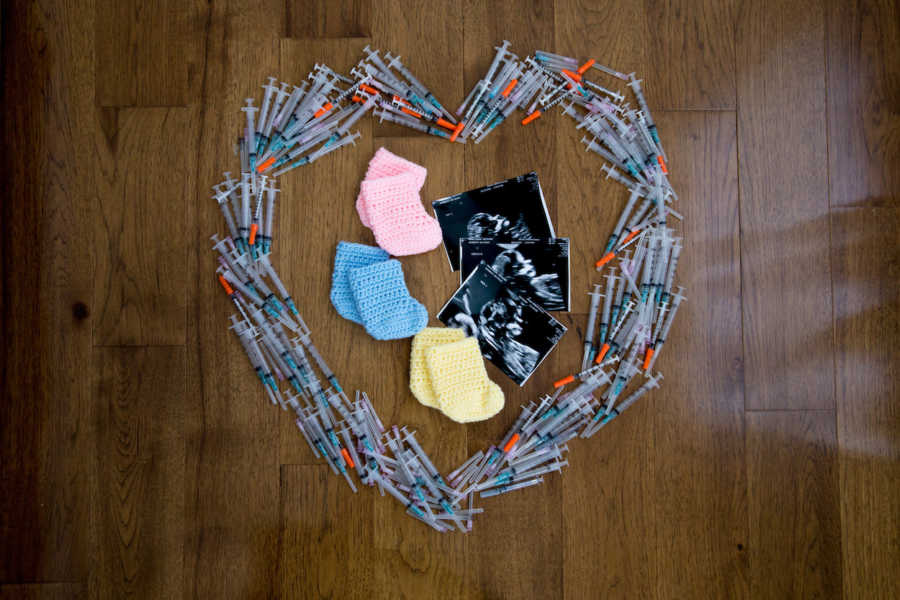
[330, 241, 427, 340]
[356, 148, 442, 256]
[409, 328, 505, 423]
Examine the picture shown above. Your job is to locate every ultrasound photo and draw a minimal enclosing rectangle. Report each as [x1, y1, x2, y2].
[431, 172, 554, 271]
[438, 263, 567, 386]
[459, 238, 571, 312]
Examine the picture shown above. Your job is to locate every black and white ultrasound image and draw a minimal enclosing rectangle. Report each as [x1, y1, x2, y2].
[459, 238, 570, 312]
[438, 263, 567, 386]
[431, 172, 554, 271]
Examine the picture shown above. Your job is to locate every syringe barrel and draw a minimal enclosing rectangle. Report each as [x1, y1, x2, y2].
[585, 288, 602, 342]
[336, 98, 373, 134]
[455, 83, 480, 116]
[240, 174, 252, 227]
[218, 202, 240, 241]
[535, 50, 577, 65]
[264, 188, 276, 238]
[261, 260, 289, 298]
[627, 198, 653, 231]
[613, 186, 641, 238]
[658, 296, 683, 341]
[273, 85, 304, 131]
[664, 243, 682, 294]
[601, 275, 616, 322]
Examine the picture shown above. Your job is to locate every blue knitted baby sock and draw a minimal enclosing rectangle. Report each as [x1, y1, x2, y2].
[331, 241, 390, 323]
[348, 259, 428, 340]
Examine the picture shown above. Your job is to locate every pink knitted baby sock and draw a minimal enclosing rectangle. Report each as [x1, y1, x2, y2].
[359, 172, 442, 256]
[356, 148, 428, 230]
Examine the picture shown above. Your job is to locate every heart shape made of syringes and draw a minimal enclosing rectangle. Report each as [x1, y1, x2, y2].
[211, 43, 685, 532]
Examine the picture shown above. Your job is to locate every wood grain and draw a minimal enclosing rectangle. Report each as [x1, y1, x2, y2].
[0, 584, 86, 600]
[95, 0, 200, 106]
[287, 0, 371, 38]
[648, 111, 748, 599]
[562, 403, 653, 600]
[830, 206, 900, 600]
[825, 5, 899, 597]
[736, 0, 834, 410]
[552, 312, 654, 600]
[645, 0, 737, 110]
[825, 0, 899, 208]
[91, 347, 187, 599]
[0, 0, 96, 583]
[182, 32, 282, 599]
[279, 465, 374, 599]
[747, 411, 842, 599]
[93, 108, 194, 346]
[224, 0, 287, 41]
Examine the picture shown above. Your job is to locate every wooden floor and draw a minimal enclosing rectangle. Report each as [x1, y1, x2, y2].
[2, 1, 898, 598]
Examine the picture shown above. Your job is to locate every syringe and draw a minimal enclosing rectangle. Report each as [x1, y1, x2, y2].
[597, 269, 617, 349]
[584, 371, 662, 438]
[645, 287, 685, 371]
[582, 284, 603, 371]
[479, 476, 544, 499]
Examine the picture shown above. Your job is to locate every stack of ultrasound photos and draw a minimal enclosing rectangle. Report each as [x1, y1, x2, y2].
[432, 172, 569, 386]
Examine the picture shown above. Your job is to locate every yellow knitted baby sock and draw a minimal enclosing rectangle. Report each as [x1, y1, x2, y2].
[424, 337, 505, 423]
[409, 327, 466, 408]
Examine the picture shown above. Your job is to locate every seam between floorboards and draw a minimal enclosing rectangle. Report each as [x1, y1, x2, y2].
[657, 108, 737, 112]
[744, 408, 836, 413]
[92, 343, 187, 348]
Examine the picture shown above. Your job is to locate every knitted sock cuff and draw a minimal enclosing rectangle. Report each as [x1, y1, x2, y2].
[330, 241, 389, 322]
[334, 241, 390, 265]
[365, 147, 427, 190]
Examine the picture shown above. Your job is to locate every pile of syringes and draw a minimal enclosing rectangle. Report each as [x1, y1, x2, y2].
[210, 43, 685, 531]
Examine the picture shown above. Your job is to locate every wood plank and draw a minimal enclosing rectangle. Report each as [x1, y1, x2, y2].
[182, 32, 283, 598]
[562, 400, 653, 600]
[0, 584, 86, 600]
[279, 465, 374, 598]
[369, 0, 464, 138]
[648, 111, 748, 599]
[644, 0, 737, 110]
[826, 0, 899, 208]
[274, 38, 378, 465]
[825, 5, 898, 596]
[736, 0, 833, 410]
[93, 107, 194, 346]
[746, 411, 842, 599]
[461, 4, 564, 599]
[286, 0, 370, 38]
[555, 0, 647, 317]
[95, 1, 200, 106]
[369, 385, 468, 600]
[225, 1, 287, 41]
[831, 206, 900, 600]
[90, 347, 187, 600]
[466, 476, 564, 600]
[0, 0, 96, 583]
[554, 310, 653, 600]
